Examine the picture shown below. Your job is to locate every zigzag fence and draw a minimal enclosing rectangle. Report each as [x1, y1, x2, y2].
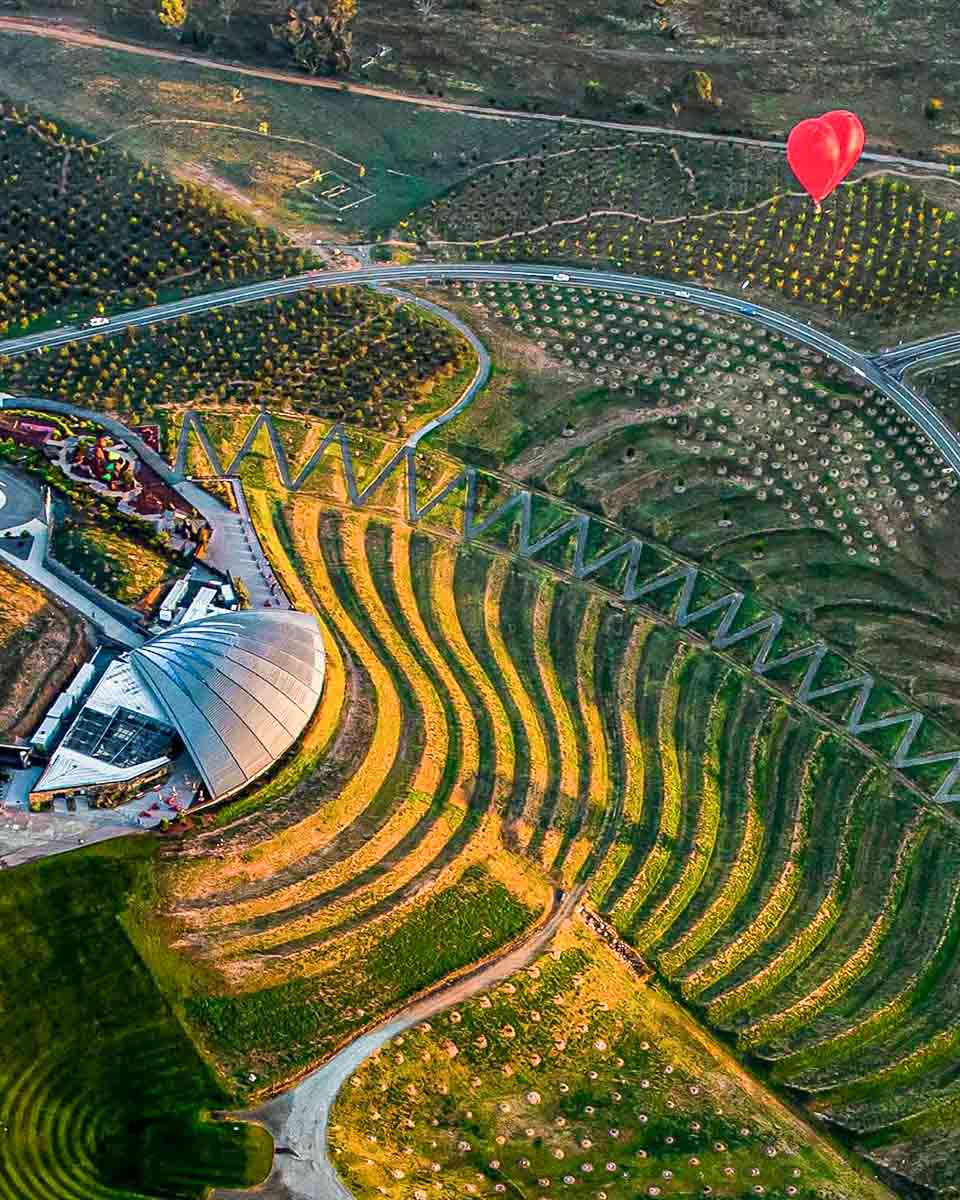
[179, 408, 960, 807]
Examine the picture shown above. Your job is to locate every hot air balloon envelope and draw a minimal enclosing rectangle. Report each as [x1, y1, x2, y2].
[787, 110, 864, 204]
[820, 110, 865, 191]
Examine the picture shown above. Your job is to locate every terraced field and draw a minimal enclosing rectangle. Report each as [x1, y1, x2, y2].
[154, 487, 960, 1191]
[425, 279, 960, 725]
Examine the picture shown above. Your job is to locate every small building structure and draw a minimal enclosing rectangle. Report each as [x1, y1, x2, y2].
[29, 609, 325, 810]
[155, 567, 238, 629]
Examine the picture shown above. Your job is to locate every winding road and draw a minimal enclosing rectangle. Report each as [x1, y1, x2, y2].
[3, 263, 960, 477]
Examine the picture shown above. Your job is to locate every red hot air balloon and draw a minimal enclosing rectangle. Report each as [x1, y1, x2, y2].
[821, 109, 865, 191]
[787, 110, 865, 207]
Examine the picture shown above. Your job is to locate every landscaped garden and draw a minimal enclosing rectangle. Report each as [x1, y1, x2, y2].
[50, 517, 181, 606]
[0, 430, 189, 607]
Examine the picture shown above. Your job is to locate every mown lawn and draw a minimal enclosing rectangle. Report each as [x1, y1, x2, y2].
[0, 839, 272, 1200]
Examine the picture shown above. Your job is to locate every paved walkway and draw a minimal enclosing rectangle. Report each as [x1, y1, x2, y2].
[0, 519, 144, 648]
[0, 774, 135, 867]
[177, 480, 288, 610]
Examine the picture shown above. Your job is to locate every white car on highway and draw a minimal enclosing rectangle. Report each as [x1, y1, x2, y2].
[87, 316, 109, 327]
[553, 273, 570, 282]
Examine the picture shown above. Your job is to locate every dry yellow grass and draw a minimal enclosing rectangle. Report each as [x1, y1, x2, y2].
[394, 526, 479, 808]
[217, 529, 498, 951]
[483, 560, 549, 848]
[432, 547, 516, 807]
[559, 598, 608, 887]
[344, 516, 448, 798]
[586, 621, 651, 905]
[223, 798, 467, 959]
[228, 528, 485, 934]
[172, 501, 401, 908]
[530, 579, 579, 871]
[0, 561, 87, 740]
[164, 491, 349, 904]
[181, 510, 451, 927]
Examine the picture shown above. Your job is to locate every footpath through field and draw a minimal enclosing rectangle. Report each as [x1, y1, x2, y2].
[213, 887, 581, 1200]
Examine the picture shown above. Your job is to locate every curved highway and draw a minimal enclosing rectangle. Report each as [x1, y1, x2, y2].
[4, 263, 960, 476]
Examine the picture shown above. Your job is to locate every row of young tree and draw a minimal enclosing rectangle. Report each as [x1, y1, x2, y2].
[0, 98, 305, 335]
[1, 292, 471, 436]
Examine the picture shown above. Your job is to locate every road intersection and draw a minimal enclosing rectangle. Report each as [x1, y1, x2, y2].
[872, 331, 960, 378]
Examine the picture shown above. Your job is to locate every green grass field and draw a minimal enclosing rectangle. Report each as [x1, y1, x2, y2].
[0, 838, 272, 1199]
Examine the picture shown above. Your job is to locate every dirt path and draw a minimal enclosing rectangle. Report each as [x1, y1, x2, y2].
[213, 885, 582, 1200]
[0, 15, 957, 177]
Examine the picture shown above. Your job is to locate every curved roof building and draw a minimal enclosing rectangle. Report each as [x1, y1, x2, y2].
[128, 609, 325, 800]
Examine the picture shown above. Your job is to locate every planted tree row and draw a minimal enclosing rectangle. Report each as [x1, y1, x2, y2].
[0, 291, 472, 436]
[0, 97, 306, 333]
